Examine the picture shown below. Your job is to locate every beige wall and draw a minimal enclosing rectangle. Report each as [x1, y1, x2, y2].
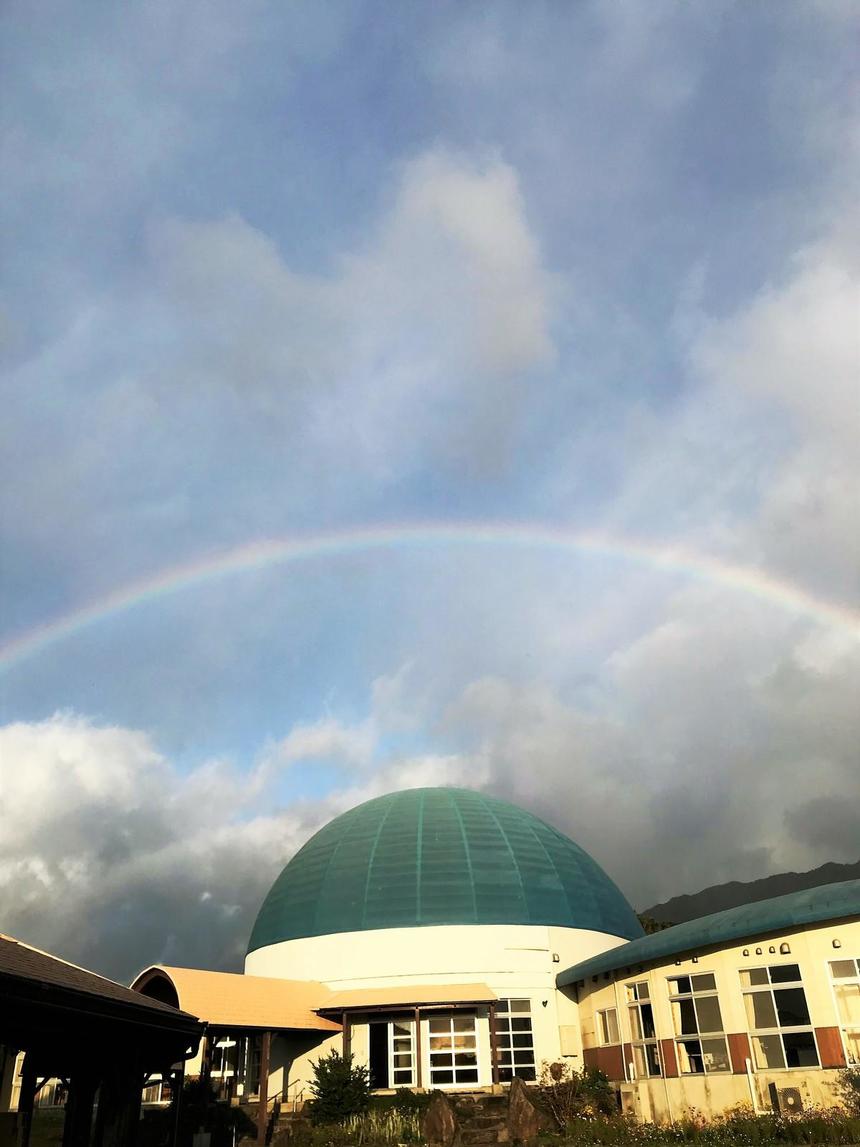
[271, 1031, 341, 1108]
[576, 916, 860, 1122]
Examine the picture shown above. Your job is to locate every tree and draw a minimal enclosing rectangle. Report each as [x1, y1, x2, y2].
[308, 1049, 371, 1124]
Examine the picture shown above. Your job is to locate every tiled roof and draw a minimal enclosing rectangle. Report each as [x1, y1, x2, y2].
[557, 879, 860, 986]
[134, 966, 341, 1032]
[0, 933, 198, 1022]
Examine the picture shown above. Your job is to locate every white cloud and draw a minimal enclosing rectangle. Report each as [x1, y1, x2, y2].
[692, 242, 860, 452]
[151, 149, 556, 479]
[263, 716, 376, 772]
[0, 710, 479, 981]
[350, 149, 556, 378]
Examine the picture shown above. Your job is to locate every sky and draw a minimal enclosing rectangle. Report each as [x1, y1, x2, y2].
[1, 0, 858, 983]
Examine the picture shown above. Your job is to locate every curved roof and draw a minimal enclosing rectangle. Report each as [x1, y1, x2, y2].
[248, 787, 643, 952]
[132, 965, 340, 1032]
[557, 878, 860, 986]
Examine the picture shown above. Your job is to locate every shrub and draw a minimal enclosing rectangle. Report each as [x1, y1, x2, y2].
[535, 1061, 616, 1130]
[390, 1089, 430, 1117]
[308, 1049, 371, 1125]
[342, 1108, 422, 1144]
[552, 1103, 860, 1144]
[834, 1065, 860, 1116]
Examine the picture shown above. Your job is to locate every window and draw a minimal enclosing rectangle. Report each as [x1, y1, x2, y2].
[390, 1020, 416, 1086]
[428, 1014, 479, 1086]
[597, 1007, 620, 1046]
[626, 981, 661, 1077]
[740, 965, 819, 1070]
[829, 958, 860, 1065]
[666, 973, 730, 1074]
[495, 999, 536, 1082]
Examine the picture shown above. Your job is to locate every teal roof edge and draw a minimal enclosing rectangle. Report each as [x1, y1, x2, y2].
[556, 878, 860, 987]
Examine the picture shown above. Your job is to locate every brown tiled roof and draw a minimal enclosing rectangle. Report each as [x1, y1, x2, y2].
[134, 966, 341, 1032]
[0, 934, 198, 1022]
[319, 983, 498, 1011]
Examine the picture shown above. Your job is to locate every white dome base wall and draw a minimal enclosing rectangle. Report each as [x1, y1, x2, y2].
[247, 922, 629, 1074]
[245, 923, 627, 986]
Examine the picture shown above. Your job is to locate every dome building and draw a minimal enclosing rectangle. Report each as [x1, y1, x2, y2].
[130, 786, 860, 1130]
[244, 787, 642, 1092]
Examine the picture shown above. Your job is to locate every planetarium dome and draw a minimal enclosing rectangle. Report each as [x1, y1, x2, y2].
[247, 787, 642, 954]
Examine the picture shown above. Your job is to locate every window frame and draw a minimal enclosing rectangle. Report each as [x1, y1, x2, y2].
[625, 980, 661, 1078]
[495, 998, 536, 1083]
[426, 1012, 481, 1088]
[389, 1018, 417, 1088]
[665, 971, 730, 1075]
[828, 956, 860, 1067]
[596, 1006, 620, 1047]
[739, 963, 820, 1072]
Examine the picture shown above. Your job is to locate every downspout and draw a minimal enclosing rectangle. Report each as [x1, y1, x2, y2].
[745, 1057, 763, 1114]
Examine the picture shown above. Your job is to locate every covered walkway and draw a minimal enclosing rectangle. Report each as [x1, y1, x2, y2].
[0, 934, 204, 1147]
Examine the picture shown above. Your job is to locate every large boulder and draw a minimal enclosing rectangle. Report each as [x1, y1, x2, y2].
[422, 1091, 460, 1147]
[506, 1077, 545, 1144]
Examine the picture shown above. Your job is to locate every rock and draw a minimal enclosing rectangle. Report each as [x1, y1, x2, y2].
[422, 1091, 460, 1147]
[506, 1077, 545, 1145]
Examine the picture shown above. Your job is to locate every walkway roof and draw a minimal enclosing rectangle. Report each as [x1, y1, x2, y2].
[132, 965, 341, 1032]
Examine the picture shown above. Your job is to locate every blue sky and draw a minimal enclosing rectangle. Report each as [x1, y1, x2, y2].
[1, 1, 858, 979]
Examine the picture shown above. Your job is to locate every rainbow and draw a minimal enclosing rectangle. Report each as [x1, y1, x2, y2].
[1, 522, 858, 673]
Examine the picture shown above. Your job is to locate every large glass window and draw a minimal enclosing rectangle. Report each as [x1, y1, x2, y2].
[626, 981, 661, 1077]
[428, 1014, 479, 1086]
[666, 972, 730, 1074]
[830, 958, 860, 1065]
[740, 965, 819, 1070]
[495, 999, 536, 1082]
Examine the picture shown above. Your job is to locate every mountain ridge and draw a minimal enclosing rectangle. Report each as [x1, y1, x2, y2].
[641, 859, 860, 924]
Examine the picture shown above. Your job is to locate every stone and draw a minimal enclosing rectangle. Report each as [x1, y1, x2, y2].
[506, 1077, 545, 1145]
[422, 1090, 460, 1147]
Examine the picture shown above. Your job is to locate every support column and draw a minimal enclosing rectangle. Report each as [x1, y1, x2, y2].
[414, 1009, 422, 1090]
[61, 1071, 98, 1147]
[257, 1031, 271, 1146]
[169, 1066, 184, 1147]
[16, 1054, 37, 1147]
[93, 1058, 143, 1147]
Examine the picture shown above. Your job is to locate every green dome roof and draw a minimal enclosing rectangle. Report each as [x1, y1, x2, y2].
[248, 788, 643, 952]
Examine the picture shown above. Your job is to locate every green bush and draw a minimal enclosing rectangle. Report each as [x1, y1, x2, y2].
[834, 1065, 860, 1117]
[308, 1049, 371, 1125]
[535, 1062, 617, 1129]
[552, 1103, 860, 1144]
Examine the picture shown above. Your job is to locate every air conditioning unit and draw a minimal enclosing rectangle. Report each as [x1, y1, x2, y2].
[768, 1083, 803, 1114]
